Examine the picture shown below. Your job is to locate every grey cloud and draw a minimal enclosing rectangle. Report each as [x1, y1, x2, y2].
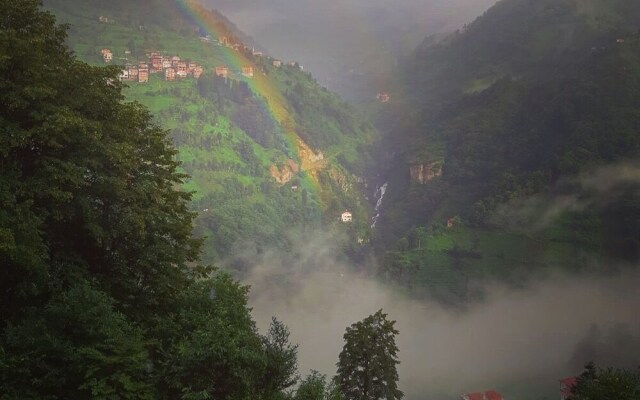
[493, 162, 640, 233]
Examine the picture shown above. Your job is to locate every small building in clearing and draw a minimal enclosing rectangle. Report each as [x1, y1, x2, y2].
[215, 66, 229, 78]
[242, 66, 254, 78]
[119, 69, 130, 81]
[138, 67, 149, 83]
[165, 67, 176, 81]
[176, 61, 188, 78]
[193, 65, 204, 79]
[101, 48, 113, 63]
[376, 92, 390, 103]
[341, 211, 353, 223]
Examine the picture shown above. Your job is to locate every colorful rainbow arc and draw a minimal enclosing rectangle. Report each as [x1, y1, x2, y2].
[172, 0, 300, 153]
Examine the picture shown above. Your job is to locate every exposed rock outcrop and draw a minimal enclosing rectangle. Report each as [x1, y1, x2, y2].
[270, 159, 299, 184]
[410, 161, 442, 184]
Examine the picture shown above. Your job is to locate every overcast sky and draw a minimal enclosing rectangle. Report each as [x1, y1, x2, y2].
[202, 0, 497, 95]
[205, 0, 497, 35]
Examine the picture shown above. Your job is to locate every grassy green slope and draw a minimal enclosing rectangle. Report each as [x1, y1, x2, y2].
[44, 0, 376, 263]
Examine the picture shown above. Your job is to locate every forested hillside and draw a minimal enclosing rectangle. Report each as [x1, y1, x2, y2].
[374, 0, 640, 304]
[42, 0, 376, 263]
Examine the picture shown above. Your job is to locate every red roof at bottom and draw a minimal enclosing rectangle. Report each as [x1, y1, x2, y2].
[464, 393, 484, 400]
[485, 390, 503, 400]
[560, 377, 578, 387]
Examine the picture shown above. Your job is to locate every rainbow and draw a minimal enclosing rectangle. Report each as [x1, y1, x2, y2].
[171, 0, 316, 175]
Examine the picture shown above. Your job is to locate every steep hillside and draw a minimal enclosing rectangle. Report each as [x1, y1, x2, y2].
[43, 0, 376, 263]
[374, 0, 640, 303]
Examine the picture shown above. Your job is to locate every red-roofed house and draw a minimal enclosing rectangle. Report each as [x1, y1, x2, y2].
[485, 390, 503, 400]
[193, 65, 204, 79]
[165, 67, 176, 81]
[461, 393, 484, 400]
[242, 66, 254, 78]
[138, 67, 149, 83]
[215, 66, 229, 78]
[101, 48, 113, 63]
[176, 62, 188, 78]
[560, 377, 577, 400]
[151, 54, 163, 72]
[460, 391, 503, 400]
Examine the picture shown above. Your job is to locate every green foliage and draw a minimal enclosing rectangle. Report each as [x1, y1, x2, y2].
[0, 2, 301, 398]
[295, 371, 344, 400]
[335, 310, 403, 400]
[43, 0, 376, 263]
[261, 318, 300, 397]
[1, 281, 150, 399]
[154, 274, 266, 399]
[375, 0, 640, 294]
[571, 363, 640, 400]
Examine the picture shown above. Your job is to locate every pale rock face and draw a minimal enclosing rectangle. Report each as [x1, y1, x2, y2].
[269, 159, 300, 184]
[409, 161, 442, 184]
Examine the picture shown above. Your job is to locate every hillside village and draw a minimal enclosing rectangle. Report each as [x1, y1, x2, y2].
[100, 30, 300, 84]
[101, 48, 205, 83]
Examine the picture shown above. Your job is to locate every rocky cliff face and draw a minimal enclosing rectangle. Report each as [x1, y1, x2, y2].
[269, 159, 299, 184]
[409, 162, 442, 184]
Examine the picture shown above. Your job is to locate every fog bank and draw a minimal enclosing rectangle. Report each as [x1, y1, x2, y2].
[240, 236, 640, 399]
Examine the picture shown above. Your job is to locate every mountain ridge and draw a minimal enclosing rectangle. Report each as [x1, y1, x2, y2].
[372, 0, 640, 303]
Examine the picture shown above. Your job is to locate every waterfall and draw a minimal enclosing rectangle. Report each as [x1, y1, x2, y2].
[370, 182, 388, 229]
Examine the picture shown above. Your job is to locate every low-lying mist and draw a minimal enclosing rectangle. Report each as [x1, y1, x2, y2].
[232, 234, 640, 400]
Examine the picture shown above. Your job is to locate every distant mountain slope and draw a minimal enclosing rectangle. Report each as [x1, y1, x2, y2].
[374, 0, 640, 303]
[43, 0, 376, 263]
[203, 0, 497, 100]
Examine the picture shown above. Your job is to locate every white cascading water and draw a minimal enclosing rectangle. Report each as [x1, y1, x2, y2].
[370, 182, 388, 228]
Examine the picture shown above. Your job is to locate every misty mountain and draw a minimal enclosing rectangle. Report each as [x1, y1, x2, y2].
[373, 0, 640, 303]
[204, 0, 497, 99]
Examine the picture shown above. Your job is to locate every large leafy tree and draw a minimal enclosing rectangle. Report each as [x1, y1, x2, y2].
[0, 0, 201, 324]
[335, 310, 403, 400]
[0, 1, 299, 398]
[0, 0, 200, 396]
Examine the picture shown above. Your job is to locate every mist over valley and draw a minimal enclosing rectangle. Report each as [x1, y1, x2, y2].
[2, 0, 640, 399]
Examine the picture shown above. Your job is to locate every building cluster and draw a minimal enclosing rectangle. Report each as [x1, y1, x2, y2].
[103, 50, 204, 83]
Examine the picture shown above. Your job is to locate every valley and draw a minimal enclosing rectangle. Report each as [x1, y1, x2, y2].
[2, 0, 640, 399]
